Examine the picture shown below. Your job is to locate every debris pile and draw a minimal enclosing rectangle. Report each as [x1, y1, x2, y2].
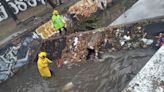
[104, 26, 154, 51]
[62, 32, 93, 65]
[87, 32, 105, 59]
[61, 23, 163, 65]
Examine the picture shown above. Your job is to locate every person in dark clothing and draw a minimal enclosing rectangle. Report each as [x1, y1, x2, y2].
[57, 0, 63, 5]
[46, 0, 63, 9]
[46, 0, 56, 9]
[0, 0, 20, 24]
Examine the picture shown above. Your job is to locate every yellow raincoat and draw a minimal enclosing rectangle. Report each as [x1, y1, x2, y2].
[37, 58, 52, 77]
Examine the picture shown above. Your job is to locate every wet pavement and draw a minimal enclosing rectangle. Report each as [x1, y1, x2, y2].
[0, 48, 155, 92]
[110, 0, 164, 26]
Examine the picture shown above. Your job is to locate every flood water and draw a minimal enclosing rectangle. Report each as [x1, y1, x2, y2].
[0, 48, 155, 92]
[0, 0, 152, 92]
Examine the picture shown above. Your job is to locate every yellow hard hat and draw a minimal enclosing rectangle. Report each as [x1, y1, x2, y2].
[38, 52, 47, 58]
[52, 10, 59, 15]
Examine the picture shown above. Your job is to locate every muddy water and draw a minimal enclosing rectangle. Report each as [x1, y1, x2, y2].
[0, 0, 153, 91]
[0, 48, 155, 92]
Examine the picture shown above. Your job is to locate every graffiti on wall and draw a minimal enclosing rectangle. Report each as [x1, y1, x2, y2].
[0, 0, 46, 22]
[0, 32, 41, 83]
[36, 20, 58, 39]
[35, 14, 73, 39]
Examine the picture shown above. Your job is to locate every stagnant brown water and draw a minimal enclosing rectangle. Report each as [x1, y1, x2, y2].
[0, 48, 155, 92]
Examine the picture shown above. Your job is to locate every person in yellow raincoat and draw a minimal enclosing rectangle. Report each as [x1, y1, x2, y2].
[37, 52, 53, 77]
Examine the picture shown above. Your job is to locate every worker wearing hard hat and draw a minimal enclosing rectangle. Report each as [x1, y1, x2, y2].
[37, 52, 53, 77]
[51, 10, 67, 35]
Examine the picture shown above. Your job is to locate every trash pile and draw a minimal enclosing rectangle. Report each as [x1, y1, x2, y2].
[62, 32, 93, 65]
[62, 31, 105, 65]
[61, 23, 164, 66]
[102, 25, 161, 51]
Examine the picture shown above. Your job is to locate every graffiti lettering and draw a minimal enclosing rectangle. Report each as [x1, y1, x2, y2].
[26, 0, 37, 7]
[0, 4, 8, 21]
[0, 32, 41, 83]
[38, 0, 46, 5]
[15, 0, 27, 11]
[35, 15, 73, 39]
[36, 20, 58, 39]
[8, 1, 19, 14]
[0, 0, 46, 22]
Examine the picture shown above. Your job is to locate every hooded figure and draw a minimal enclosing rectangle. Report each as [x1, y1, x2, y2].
[37, 52, 52, 77]
[51, 10, 67, 35]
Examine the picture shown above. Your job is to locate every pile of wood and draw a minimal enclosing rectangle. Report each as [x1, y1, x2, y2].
[68, 0, 98, 17]
[68, 0, 113, 17]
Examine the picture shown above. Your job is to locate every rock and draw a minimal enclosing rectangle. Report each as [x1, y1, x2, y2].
[64, 61, 69, 65]
[112, 47, 116, 51]
[63, 82, 74, 91]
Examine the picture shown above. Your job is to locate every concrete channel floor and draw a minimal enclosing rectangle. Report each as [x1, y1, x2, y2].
[0, 48, 155, 92]
[110, 0, 164, 26]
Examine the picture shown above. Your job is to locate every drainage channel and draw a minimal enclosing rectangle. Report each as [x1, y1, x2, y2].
[0, 46, 155, 92]
[0, 24, 157, 92]
[0, 17, 163, 92]
[0, 1, 162, 91]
